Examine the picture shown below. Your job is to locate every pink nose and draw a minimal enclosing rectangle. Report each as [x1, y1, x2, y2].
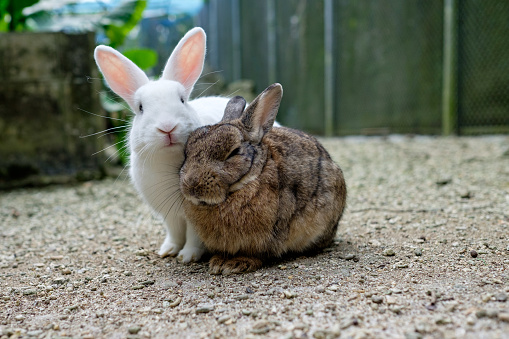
[157, 126, 177, 146]
[157, 128, 171, 135]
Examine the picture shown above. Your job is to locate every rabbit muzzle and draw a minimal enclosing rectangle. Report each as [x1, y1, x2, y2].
[180, 171, 227, 206]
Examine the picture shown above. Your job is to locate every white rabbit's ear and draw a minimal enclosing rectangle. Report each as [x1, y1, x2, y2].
[242, 83, 283, 143]
[162, 27, 206, 99]
[94, 45, 149, 109]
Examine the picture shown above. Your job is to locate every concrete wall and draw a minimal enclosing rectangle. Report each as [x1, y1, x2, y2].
[0, 32, 107, 189]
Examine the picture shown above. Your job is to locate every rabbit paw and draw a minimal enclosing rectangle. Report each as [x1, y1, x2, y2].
[209, 255, 262, 275]
[177, 246, 205, 263]
[158, 237, 183, 258]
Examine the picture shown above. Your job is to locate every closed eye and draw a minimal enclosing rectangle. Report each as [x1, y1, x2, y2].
[226, 147, 241, 160]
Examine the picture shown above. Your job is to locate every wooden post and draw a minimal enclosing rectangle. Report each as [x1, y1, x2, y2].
[324, 0, 334, 137]
[442, 0, 458, 135]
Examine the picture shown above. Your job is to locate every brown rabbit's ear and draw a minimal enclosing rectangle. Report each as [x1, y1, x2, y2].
[222, 96, 247, 122]
[241, 83, 283, 143]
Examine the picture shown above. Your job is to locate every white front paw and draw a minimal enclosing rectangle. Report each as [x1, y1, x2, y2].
[158, 237, 183, 258]
[177, 246, 206, 264]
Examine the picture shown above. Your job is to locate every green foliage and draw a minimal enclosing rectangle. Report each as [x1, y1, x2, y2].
[101, 0, 147, 48]
[0, 0, 39, 31]
[123, 48, 158, 70]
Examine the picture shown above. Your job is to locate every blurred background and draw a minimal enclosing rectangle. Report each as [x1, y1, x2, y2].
[1, 0, 508, 188]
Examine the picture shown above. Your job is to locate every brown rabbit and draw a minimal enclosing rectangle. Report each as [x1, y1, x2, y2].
[180, 83, 346, 274]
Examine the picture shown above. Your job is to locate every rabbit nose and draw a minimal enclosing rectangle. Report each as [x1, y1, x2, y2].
[182, 175, 199, 197]
[157, 125, 177, 145]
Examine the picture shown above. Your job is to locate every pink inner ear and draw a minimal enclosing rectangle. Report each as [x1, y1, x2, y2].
[177, 40, 203, 89]
[164, 30, 205, 96]
[104, 54, 136, 98]
[95, 48, 148, 108]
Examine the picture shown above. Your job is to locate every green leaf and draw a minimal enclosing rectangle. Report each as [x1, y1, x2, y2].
[123, 49, 158, 71]
[101, 0, 147, 48]
[4, 0, 40, 31]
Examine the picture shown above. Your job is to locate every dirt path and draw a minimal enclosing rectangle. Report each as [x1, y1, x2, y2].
[1, 136, 508, 338]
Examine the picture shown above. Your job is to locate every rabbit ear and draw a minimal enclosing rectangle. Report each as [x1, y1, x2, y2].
[162, 27, 206, 99]
[222, 96, 247, 122]
[242, 83, 283, 143]
[94, 45, 149, 110]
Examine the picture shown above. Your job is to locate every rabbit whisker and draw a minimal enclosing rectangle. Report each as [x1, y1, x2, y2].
[198, 69, 223, 79]
[195, 80, 220, 99]
[77, 108, 130, 123]
[80, 125, 127, 139]
[226, 89, 241, 97]
[113, 163, 130, 185]
[91, 140, 124, 156]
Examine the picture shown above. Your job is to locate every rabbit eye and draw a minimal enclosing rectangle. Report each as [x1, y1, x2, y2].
[139, 104, 143, 113]
[226, 147, 241, 160]
[180, 97, 185, 104]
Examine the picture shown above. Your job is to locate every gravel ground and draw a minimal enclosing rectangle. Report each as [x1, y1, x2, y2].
[1, 135, 509, 339]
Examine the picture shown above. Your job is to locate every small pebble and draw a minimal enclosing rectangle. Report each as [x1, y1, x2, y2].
[386, 296, 396, 305]
[390, 306, 402, 314]
[371, 295, 383, 304]
[128, 326, 141, 334]
[27, 330, 43, 336]
[67, 304, 79, 311]
[414, 249, 422, 256]
[470, 250, 478, 258]
[131, 285, 144, 290]
[169, 297, 182, 307]
[498, 313, 509, 322]
[435, 316, 452, 325]
[383, 249, 395, 256]
[53, 278, 67, 285]
[162, 281, 179, 289]
[316, 286, 325, 293]
[196, 305, 214, 314]
[476, 309, 487, 318]
[217, 315, 231, 324]
[486, 309, 499, 318]
[327, 285, 339, 292]
[344, 254, 355, 260]
[233, 294, 249, 301]
[495, 293, 507, 302]
[282, 290, 296, 299]
[466, 316, 476, 325]
[135, 249, 150, 257]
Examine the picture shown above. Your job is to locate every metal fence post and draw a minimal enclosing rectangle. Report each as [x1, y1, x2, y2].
[231, 0, 241, 81]
[442, 0, 458, 135]
[209, 0, 219, 70]
[267, 0, 277, 85]
[324, 0, 334, 137]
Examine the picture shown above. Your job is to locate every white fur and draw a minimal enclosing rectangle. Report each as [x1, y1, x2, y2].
[94, 27, 228, 263]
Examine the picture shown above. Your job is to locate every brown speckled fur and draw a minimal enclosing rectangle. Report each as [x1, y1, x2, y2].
[180, 84, 346, 274]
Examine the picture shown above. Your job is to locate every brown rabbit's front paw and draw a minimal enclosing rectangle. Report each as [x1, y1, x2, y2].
[209, 255, 262, 275]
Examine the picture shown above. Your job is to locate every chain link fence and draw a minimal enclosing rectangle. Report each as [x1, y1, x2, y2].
[458, 1, 509, 134]
[194, 0, 509, 135]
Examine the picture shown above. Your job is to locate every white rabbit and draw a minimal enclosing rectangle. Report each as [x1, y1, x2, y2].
[94, 27, 229, 263]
